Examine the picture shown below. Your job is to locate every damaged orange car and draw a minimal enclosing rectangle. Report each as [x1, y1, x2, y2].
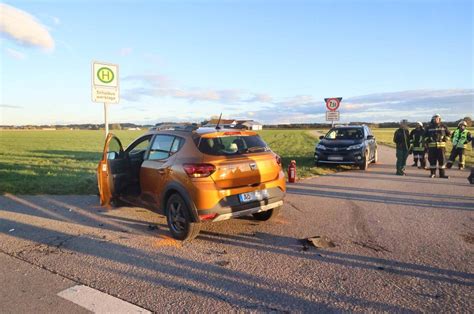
[97, 125, 286, 241]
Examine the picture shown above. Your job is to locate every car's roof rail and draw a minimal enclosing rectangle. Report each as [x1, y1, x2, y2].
[149, 123, 199, 132]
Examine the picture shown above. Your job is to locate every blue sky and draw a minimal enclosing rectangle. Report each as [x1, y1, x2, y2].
[0, 0, 472, 125]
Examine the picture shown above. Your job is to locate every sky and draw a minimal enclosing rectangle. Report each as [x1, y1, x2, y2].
[0, 0, 473, 125]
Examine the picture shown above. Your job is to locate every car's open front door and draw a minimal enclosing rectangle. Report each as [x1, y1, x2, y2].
[97, 133, 125, 206]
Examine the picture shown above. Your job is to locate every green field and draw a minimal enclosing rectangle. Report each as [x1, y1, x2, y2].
[0, 129, 333, 195]
[371, 128, 474, 167]
[0, 130, 144, 195]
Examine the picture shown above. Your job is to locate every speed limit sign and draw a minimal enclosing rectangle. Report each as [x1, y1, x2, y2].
[325, 97, 342, 111]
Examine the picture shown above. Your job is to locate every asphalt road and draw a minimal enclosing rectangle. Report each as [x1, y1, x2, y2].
[1, 145, 473, 312]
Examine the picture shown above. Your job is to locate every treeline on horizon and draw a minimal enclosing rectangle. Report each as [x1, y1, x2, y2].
[1, 116, 472, 130]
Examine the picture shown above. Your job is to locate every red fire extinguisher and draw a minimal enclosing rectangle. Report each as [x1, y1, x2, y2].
[288, 160, 297, 183]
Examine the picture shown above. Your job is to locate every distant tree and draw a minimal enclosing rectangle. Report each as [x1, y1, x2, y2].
[110, 123, 122, 130]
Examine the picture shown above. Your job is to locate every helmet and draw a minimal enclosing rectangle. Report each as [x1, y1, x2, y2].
[458, 120, 467, 127]
[432, 114, 441, 120]
[416, 121, 423, 127]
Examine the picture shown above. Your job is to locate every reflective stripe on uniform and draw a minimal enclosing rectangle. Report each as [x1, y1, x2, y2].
[428, 142, 446, 148]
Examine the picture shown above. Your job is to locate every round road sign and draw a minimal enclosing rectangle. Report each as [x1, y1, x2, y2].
[326, 98, 340, 111]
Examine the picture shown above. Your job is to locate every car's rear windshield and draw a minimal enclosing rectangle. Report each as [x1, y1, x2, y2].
[325, 128, 364, 140]
[196, 135, 269, 155]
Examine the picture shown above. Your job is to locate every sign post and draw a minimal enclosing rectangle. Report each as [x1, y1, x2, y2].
[324, 97, 342, 127]
[92, 61, 119, 137]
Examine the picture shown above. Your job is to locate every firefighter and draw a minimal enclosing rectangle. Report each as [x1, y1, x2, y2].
[424, 114, 450, 178]
[409, 121, 426, 168]
[393, 120, 410, 175]
[446, 120, 472, 170]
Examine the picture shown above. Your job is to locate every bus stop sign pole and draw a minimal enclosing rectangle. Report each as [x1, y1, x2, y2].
[92, 61, 119, 138]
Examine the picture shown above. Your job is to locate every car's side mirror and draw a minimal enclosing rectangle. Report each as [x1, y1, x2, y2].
[319, 135, 325, 140]
[107, 151, 118, 160]
[367, 135, 375, 140]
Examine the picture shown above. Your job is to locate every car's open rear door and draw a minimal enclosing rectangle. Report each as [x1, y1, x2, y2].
[97, 133, 124, 205]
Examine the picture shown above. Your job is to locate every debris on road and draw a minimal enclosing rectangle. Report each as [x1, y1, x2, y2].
[215, 260, 230, 267]
[460, 233, 474, 244]
[304, 236, 336, 249]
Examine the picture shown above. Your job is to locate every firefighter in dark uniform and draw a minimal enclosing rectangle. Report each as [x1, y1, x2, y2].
[409, 121, 426, 168]
[446, 120, 472, 170]
[424, 114, 450, 178]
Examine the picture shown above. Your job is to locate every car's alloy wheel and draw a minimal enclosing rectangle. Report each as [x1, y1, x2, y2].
[166, 194, 201, 241]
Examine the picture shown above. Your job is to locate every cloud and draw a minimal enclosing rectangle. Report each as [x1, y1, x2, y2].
[234, 89, 473, 124]
[0, 104, 23, 109]
[245, 93, 273, 103]
[124, 74, 172, 87]
[119, 47, 133, 56]
[4, 47, 26, 60]
[123, 74, 250, 104]
[120, 69, 472, 124]
[0, 3, 54, 51]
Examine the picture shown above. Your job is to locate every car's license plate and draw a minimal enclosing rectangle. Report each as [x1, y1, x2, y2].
[328, 156, 343, 161]
[239, 189, 269, 203]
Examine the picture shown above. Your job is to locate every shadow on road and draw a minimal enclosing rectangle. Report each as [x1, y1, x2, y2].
[0, 194, 165, 236]
[0, 195, 473, 312]
[0, 215, 412, 312]
[294, 183, 474, 202]
[286, 186, 473, 211]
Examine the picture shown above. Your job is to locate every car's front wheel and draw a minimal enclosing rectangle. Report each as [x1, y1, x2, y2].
[166, 193, 201, 241]
[252, 206, 281, 221]
[359, 152, 369, 170]
[372, 148, 378, 164]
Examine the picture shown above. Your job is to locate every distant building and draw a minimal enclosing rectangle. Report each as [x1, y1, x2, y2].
[236, 120, 263, 131]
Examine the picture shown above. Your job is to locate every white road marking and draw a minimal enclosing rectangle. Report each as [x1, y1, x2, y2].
[57, 285, 150, 313]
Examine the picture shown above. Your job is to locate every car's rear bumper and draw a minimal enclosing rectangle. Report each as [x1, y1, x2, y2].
[196, 186, 285, 222]
[212, 200, 283, 222]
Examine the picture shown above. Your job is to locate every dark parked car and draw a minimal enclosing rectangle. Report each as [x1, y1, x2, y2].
[314, 125, 378, 170]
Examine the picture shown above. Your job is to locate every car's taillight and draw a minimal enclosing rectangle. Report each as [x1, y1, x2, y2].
[183, 163, 216, 178]
[275, 155, 282, 167]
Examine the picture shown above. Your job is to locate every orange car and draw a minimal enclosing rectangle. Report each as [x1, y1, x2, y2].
[97, 126, 286, 240]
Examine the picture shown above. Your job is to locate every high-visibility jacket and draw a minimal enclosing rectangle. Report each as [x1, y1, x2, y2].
[451, 128, 472, 149]
[424, 123, 450, 148]
[409, 128, 425, 152]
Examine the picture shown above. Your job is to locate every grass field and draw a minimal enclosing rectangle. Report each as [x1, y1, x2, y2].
[371, 128, 474, 167]
[0, 129, 333, 195]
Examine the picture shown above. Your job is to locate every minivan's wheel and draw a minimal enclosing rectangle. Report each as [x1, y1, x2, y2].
[252, 206, 281, 221]
[359, 153, 369, 170]
[372, 148, 378, 164]
[166, 193, 201, 241]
